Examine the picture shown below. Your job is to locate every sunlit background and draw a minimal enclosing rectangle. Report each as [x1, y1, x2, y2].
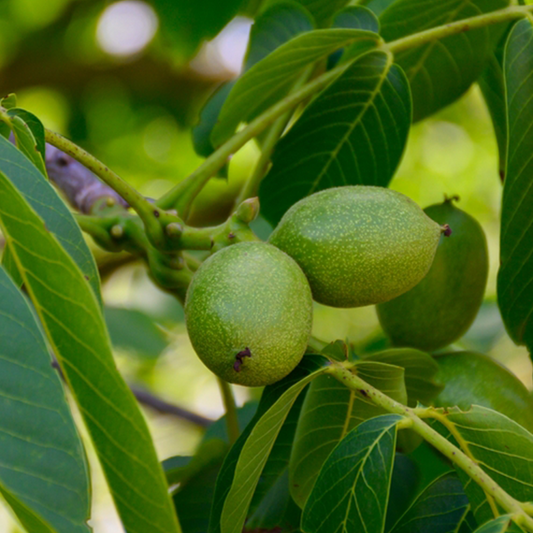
[0, 0, 531, 531]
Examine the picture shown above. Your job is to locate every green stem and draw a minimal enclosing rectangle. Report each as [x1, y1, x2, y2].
[45, 129, 166, 247]
[386, 5, 533, 55]
[326, 362, 533, 531]
[155, 62, 352, 216]
[235, 66, 314, 206]
[217, 378, 240, 445]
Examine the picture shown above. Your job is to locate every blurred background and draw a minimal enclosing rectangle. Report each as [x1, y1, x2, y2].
[0, 0, 530, 530]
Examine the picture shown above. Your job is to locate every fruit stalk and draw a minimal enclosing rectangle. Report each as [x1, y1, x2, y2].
[217, 378, 240, 445]
[326, 361, 533, 531]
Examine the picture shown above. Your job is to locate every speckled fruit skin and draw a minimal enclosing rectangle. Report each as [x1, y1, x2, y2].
[377, 200, 488, 351]
[268, 186, 442, 308]
[184, 242, 313, 387]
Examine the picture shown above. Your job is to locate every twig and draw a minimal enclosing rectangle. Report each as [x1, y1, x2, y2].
[46, 143, 128, 213]
[130, 385, 213, 428]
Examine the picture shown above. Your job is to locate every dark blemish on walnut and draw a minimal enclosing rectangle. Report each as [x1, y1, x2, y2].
[234, 347, 252, 372]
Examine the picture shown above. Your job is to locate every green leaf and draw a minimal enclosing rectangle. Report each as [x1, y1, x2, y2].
[333, 5, 380, 32]
[104, 306, 169, 360]
[245, 470, 301, 532]
[163, 439, 228, 487]
[9, 108, 47, 164]
[212, 28, 381, 146]
[259, 49, 411, 226]
[192, 1, 314, 158]
[219, 358, 328, 533]
[436, 406, 533, 524]
[1, 93, 17, 110]
[0, 171, 181, 533]
[290, 0, 351, 25]
[302, 414, 402, 533]
[0, 135, 101, 304]
[478, 27, 511, 179]
[385, 453, 421, 532]
[172, 456, 225, 533]
[0, 266, 90, 533]
[0, 109, 47, 177]
[2, 244, 23, 288]
[498, 17, 533, 353]
[380, 0, 510, 122]
[365, 348, 443, 406]
[152, 0, 244, 61]
[389, 472, 470, 533]
[434, 351, 533, 432]
[473, 515, 526, 533]
[244, 1, 315, 70]
[208, 355, 328, 533]
[289, 361, 407, 507]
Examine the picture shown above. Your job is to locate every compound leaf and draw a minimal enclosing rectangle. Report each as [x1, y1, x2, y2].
[302, 414, 402, 533]
[436, 405, 533, 524]
[212, 28, 381, 146]
[289, 361, 406, 507]
[0, 266, 90, 533]
[498, 18, 533, 354]
[0, 171, 180, 533]
[260, 49, 411, 226]
[380, 0, 510, 122]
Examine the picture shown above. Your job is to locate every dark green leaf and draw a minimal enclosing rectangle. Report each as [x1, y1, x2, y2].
[192, 2, 313, 158]
[365, 348, 443, 406]
[2, 244, 22, 288]
[434, 351, 533, 432]
[245, 470, 301, 532]
[203, 402, 258, 444]
[332, 5, 379, 32]
[389, 472, 470, 533]
[152, 0, 244, 61]
[104, 306, 169, 360]
[163, 439, 228, 487]
[302, 414, 402, 533]
[0, 135, 101, 304]
[498, 18, 533, 353]
[220, 358, 328, 533]
[0, 171, 180, 533]
[385, 453, 421, 531]
[212, 28, 381, 146]
[436, 406, 533, 524]
[364, 0, 397, 16]
[208, 355, 328, 533]
[173, 457, 224, 533]
[380, 0, 510, 122]
[290, 0, 351, 25]
[473, 515, 526, 533]
[0, 266, 90, 533]
[260, 50, 411, 226]
[244, 2, 314, 69]
[289, 361, 406, 507]
[478, 27, 511, 178]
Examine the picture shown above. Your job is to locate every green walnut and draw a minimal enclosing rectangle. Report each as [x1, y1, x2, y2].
[377, 199, 488, 351]
[269, 186, 446, 308]
[185, 242, 313, 387]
